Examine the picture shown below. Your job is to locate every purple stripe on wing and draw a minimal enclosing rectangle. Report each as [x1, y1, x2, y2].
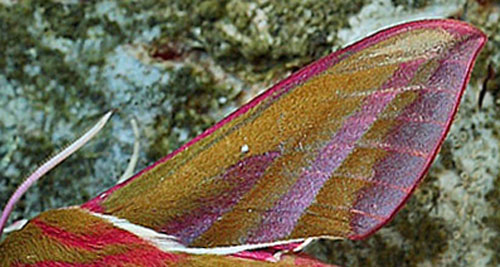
[160, 152, 280, 245]
[246, 60, 426, 243]
[349, 35, 483, 238]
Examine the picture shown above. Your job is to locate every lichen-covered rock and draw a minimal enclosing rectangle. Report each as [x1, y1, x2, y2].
[0, 0, 498, 265]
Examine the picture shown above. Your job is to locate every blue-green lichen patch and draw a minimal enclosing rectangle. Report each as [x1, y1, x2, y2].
[391, 0, 430, 9]
[0, 0, 237, 227]
[127, 0, 366, 83]
[485, 175, 500, 266]
[466, 3, 500, 265]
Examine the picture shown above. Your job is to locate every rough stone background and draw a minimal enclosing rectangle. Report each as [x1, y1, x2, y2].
[0, 0, 498, 266]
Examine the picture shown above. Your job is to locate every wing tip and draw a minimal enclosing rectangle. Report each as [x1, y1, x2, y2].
[347, 19, 487, 241]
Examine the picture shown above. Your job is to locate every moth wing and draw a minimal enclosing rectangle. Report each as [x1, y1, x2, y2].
[82, 20, 486, 250]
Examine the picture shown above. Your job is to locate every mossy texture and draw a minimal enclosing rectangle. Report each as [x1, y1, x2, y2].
[0, 0, 499, 265]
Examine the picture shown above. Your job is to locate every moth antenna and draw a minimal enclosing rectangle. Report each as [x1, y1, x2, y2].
[0, 111, 113, 237]
[117, 117, 140, 184]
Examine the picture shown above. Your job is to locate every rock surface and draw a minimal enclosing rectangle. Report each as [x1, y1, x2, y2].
[0, 0, 498, 266]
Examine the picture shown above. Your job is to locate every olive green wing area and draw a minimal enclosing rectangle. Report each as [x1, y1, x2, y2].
[82, 20, 486, 248]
